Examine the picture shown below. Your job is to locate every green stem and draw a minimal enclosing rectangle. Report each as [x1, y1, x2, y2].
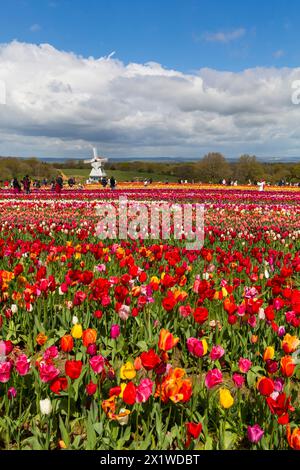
[17, 382, 23, 449]
[67, 380, 71, 432]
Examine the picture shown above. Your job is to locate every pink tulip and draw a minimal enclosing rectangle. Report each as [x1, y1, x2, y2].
[237, 304, 246, 316]
[136, 378, 154, 403]
[43, 346, 58, 360]
[187, 338, 205, 358]
[101, 295, 111, 307]
[210, 345, 225, 361]
[39, 361, 60, 383]
[118, 304, 130, 321]
[110, 324, 121, 339]
[232, 373, 245, 388]
[178, 305, 192, 318]
[15, 354, 30, 376]
[205, 368, 223, 389]
[90, 354, 105, 374]
[0, 361, 12, 383]
[238, 358, 252, 373]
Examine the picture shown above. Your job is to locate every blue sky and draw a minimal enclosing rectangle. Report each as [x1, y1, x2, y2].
[0, 0, 299, 72]
[1, 1, 300, 160]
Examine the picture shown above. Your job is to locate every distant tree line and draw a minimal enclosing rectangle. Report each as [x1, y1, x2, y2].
[55, 153, 300, 184]
[1, 153, 300, 184]
[0, 157, 57, 181]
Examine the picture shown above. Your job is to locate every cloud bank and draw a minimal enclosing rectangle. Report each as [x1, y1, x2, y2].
[203, 28, 246, 43]
[0, 41, 300, 159]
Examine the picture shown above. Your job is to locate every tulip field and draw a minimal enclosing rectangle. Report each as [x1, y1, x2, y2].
[0, 186, 300, 450]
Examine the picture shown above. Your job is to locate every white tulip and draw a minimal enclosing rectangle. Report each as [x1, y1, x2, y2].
[258, 308, 265, 320]
[40, 398, 52, 415]
[72, 315, 79, 325]
[11, 304, 18, 314]
[116, 409, 130, 426]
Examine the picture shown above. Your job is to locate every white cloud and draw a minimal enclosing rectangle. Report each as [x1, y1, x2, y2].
[203, 28, 246, 43]
[273, 49, 285, 59]
[29, 24, 41, 33]
[0, 41, 300, 159]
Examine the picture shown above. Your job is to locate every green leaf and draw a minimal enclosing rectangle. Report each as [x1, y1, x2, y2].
[204, 435, 213, 450]
[251, 366, 265, 374]
[34, 316, 44, 332]
[223, 429, 238, 450]
[247, 370, 257, 388]
[59, 415, 70, 447]
[86, 413, 97, 450]
[136, 340, 148, 351]
[94, 422, 103, 436]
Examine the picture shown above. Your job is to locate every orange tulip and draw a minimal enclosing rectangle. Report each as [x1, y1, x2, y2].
[101, 396, 116, 415]
[131, 286, 141, 297]
[60, 334, 74, 352]
[251, 335, 258, 344]
[158, 329, 179, 351]
[280, 356, 295, 377]
[36, 332, 48, 346]
[58, 440, 67, 449]
[82, 328, 97, 347]
[287, 425, 300, 450]
[134, 356, 142, 371]
[155, 367, 192, 403]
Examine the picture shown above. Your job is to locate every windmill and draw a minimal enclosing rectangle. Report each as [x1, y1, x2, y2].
[84, 147, 108, 183]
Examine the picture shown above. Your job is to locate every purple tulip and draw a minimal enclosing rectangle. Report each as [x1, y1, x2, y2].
[278, 326, 285, 337]
[247, 424, 264, 443]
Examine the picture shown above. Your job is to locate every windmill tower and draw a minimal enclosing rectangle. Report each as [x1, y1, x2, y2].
[84, 147, 108, 183]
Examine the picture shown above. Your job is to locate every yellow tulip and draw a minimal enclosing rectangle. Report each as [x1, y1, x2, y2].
[282, 334, 300, 354]
[119, 382, 127, 398]
[120, 361, 136, 380]
[221, 287, 228, 297]
[219, 388, 234, 409]
[263, 346, 275, 361]
[202, 339, 208, 355]
[71, 323, 83, 339]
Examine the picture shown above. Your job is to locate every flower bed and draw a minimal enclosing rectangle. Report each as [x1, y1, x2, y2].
[0, 189, 299, 450]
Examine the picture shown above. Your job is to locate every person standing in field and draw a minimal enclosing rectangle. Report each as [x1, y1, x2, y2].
[109, 176, 116, 190]
[55, 175, 63, 194]
[12, 177, 21, 194]
[22, 175, 31, 194]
